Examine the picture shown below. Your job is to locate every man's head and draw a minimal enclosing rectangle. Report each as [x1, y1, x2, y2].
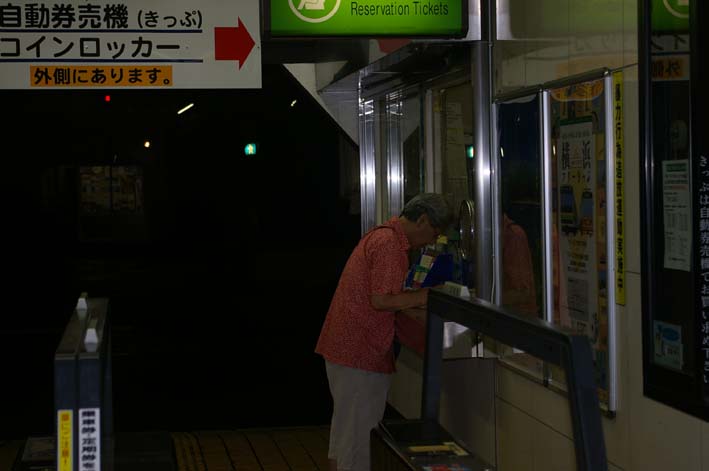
[400, 193, 453, 249]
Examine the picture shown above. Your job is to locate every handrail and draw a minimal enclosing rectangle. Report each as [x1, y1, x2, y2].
[422, 289, 608, 471]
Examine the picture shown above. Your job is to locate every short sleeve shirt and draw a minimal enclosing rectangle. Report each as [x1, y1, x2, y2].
[315, 217, 410, 374]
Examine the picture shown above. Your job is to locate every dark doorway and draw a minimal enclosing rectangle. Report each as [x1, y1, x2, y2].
[0, 64, 360, 437]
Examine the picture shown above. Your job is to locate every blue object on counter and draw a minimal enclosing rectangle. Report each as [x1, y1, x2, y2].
[405, 253, 455, 288]
[421, 253, 454, 287]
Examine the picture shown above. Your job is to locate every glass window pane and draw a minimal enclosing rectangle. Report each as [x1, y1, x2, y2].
[433, 82, 476, 290]
[383, 90, 422, 218]
[498, 95, 543, 319]
[428, 80, 479, 358]
[649, 33, 693, 377]
[494, 95, 544, 379]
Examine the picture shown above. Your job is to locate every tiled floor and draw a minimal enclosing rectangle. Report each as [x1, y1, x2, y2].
[171, 427, 330, 471]
[0, 440, 24, 471]
[4, 426, 331, 471]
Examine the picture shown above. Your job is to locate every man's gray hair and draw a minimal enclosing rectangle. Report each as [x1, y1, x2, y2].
[400, 193, 453, 230]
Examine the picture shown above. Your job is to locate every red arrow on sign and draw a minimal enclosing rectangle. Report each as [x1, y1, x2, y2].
[214, 18, 255, 70]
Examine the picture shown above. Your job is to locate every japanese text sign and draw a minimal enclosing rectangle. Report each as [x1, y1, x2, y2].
[0, 0, 261, 89]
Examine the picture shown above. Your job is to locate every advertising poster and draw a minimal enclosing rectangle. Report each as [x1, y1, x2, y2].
[551, 78, 610, 405]
[113, 166, 144, 213]
[79, 166, 111, 213]
[78, 165, 146, 242]
[79, 166, 144, 215]
[557, 118, 599, 341]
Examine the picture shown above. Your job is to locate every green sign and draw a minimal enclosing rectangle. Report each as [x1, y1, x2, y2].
[244, 143, 258, 155]
[652, 0, 689, 32]
[268, 0, 466, 37]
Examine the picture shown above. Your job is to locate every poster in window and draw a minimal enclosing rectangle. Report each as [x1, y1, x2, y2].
[79, 166, 111, 214]
[550, 77, 611, 406]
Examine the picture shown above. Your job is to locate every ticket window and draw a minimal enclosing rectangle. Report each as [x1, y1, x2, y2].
[426, 78, 483, 358]
[373, 79, 479, 295]
[428, 80, 476, 291]
[371, 77, 480, 357]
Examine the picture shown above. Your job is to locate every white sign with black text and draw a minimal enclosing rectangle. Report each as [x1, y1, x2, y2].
[0, 0, 261, 89]
[78, 408, 100, 471]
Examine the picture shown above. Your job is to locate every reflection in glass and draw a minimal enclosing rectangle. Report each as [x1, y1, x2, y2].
[498, 95, 542, 319]
[494, 95, 544, 379]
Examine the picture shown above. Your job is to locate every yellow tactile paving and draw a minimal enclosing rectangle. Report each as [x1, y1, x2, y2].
[173, 432, 207, 471]
[222, 431, 262, 471]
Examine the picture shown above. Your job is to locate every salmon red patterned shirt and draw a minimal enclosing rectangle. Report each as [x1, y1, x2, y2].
[315, 217, 410, 374]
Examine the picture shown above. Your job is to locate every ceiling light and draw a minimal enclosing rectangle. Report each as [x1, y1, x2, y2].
[177, 103, 194, 115]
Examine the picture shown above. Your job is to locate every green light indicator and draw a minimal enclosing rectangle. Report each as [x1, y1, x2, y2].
[244, 143, 257, 156]
[465, 145, 474, 159]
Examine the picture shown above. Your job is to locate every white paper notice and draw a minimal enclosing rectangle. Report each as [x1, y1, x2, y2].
[78, 408, 100, 471]
[662, 159, 691, 271]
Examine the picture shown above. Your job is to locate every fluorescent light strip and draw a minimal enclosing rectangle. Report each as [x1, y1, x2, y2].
[177, 103, 194, 115]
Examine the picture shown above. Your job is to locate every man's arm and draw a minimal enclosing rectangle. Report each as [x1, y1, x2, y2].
[370, 288, 429, 312]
